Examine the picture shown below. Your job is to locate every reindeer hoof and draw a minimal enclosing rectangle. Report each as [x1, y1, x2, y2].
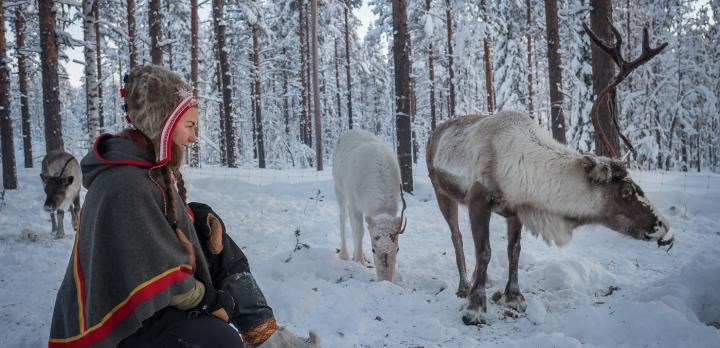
[352, 254, 368, 265]
[338, 250, 349, 260]
[461, 307, 487, 326]
[456, 283, 470, 298]
[497, 293, 527, 312]
[55, 233, 65, 240]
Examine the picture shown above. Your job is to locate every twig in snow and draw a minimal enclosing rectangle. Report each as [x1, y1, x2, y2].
[283, 228, 310, 263]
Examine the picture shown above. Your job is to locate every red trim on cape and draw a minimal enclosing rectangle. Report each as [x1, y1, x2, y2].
[92, 133, 155, 168]
[48, 265, 193, 348]
[74, 209, 87, 333]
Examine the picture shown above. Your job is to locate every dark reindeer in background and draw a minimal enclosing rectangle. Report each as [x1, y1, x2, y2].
[426, 21, 671, 326]
[41, 151, 81, 239]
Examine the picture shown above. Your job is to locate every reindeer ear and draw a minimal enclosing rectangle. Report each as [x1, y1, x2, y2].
[365, 216, 375, 228]
[610, 161, 628, 182]
[580, 155, 596, 173]
[581, 155, 612, 184]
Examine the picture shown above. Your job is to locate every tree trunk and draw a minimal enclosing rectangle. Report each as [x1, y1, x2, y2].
[127, 0, 137, 68]
[426, 0, 437, 130]
[526, 0, 534, 118]
[298, 0, 310, 146]
[696, 115, 701, 172]
[14, 8, 32, 168]
[212, 0, 237, 167]
[0, 0, 17, 189]
[334, 39, 342, 128]
[344, 2, 354, 129]
[149, 0, 162, 65]
[283, 48, 290, 137]
[84, 0, 100, 142]
[93, 0, 104, 131]
[189, 0, 200, 167]
[392, 0, 414, 192]
[215, 60, 227, 165]
[251, 80, 257, 159]
[39, 0, 64, 153]
[589, 0, 620, 156]
[165, 1, 173, 70]
[544, 0, 567, 143]
[305, 1, 314, 147]
[445, 0, 456, 117]
[311, 0, 323, 170]
[253, 24, 266, 168]
[481, 0, 495, 113]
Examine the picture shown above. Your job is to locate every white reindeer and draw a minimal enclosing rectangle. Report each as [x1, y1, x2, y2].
[427, 111, 673, 326]
[332, 129, 406, 281]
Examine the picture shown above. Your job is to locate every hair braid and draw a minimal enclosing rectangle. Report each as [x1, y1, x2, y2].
[162, 165, 196, 270]
[173, 168, 188, 205]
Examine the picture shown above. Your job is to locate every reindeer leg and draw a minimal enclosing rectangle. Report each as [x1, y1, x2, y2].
[50, 211, 58, 236]
[462, 185, 492, 326]
[435, 191, 469, 298]
[56, 210, 65, 239]
[349, 207, 367, 265]
[497, 216, 526, 312]
[336, 189, 349, 260]
[71, 195, 80, 232]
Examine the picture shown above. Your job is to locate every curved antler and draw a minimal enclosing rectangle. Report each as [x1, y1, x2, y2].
[399, 186, 407, 234]
[583, 18, 667, 159]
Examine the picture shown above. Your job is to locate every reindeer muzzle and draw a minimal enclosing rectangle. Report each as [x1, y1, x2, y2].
[656, 229, 674, 251]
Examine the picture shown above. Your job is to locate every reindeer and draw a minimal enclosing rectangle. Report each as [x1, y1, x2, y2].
[426, 111, 674, 326]
[332, 129, 407, 281]
[41, 151, 82, 239]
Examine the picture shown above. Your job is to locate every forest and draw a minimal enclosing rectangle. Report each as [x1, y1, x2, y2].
[0, 0, 718, 192]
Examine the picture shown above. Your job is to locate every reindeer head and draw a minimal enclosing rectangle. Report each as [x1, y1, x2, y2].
[580, 155, 673, 248]
[365, 214, 405, 281]
[40, 174, 74, 212]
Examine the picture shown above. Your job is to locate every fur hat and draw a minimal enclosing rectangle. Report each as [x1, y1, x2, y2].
[125, 65, 197, 164]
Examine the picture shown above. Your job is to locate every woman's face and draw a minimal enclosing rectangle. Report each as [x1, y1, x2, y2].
[173, 107, 198, 148]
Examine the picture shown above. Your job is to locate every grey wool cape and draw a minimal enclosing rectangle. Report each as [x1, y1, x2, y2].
[49, 134, 213, 348]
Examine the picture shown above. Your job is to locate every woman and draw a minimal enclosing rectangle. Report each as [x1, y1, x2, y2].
[49, 66, 316, 348]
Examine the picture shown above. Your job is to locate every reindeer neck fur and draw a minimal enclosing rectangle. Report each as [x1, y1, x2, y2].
[429, 112, 608, 246]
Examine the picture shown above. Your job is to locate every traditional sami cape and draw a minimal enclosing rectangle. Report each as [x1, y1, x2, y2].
[49, 135, 212, 348]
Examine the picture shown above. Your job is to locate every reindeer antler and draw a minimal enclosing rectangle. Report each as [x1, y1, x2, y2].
[399, 187, 407, 234]
[583, 18, 667, 159]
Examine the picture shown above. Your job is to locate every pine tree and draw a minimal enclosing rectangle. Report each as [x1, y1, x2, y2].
[392, 0, 414, 192]
[39, 0, 64, 153]
[1, 0, 17, 189]
[544, 0, 567, 143]
[14, 8, 32, 168]
[212, 0, 237, 167]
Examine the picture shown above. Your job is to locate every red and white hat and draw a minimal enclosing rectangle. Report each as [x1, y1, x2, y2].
[124, 65, 197, 165]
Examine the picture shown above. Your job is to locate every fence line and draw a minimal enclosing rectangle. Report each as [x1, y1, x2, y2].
[183, 165, 720, 194]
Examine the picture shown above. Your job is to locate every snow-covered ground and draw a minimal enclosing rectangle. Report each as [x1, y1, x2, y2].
[1, 164, 719, 347]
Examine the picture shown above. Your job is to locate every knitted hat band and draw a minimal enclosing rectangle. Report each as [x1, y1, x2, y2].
[156, 96, 198, 165]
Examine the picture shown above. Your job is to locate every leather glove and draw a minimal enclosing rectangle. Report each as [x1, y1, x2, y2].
[255, 327, 320, 348]
[188, 202, 225, 254]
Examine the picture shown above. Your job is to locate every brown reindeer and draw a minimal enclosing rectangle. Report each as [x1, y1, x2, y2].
[427, 111, 673, 326]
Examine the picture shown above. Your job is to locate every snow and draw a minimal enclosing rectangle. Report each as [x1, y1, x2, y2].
[1, 164, 719, 347]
